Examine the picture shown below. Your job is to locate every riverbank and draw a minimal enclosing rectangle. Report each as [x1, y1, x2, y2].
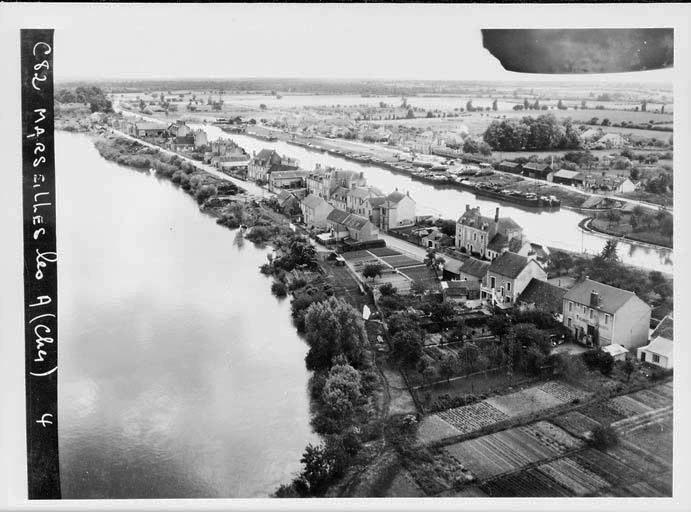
[579, 216, 673, 249]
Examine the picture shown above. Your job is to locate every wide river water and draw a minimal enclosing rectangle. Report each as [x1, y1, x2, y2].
[194, 124, 673, 274]
[57, 132, 316, 498]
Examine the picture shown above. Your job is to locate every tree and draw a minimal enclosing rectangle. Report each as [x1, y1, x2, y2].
[641, 100, 647, 112]
[557, 99, 565, 110]
[304, 297, 367, 371]
[463, 138, 480, 154]
[392, 330, 423, 366]
[260, 103, 267, 110]
[410, 280, 427, 296]
[492, 99, 498, 111]
[438, 219, 456, 237]
[487, 315, 510, 341]
[379, 283, 397, 296]
[458, 342, 480, 373]
[466, 100, 474, 112]
[623, 358, 635, 382]
[589, 425, 618, 450]
[425, 300, 456, 324]
[362, 263, 383, 281]
[601, 118, 611, 126]
[599, 240, 619, 263]
[422, 365, 436, 385]
[439, 354, 457, 383]
[299, 443, 336, 496]
[321, 362, 362, 424]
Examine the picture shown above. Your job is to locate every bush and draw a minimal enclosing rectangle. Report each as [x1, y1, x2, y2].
[379, 283, 397, 296]
[589, 425, 618, 450]
[271, 281, 287, 297]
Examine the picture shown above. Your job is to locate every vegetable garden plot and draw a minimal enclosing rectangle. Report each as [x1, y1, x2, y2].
[625, 418, 673, 465]
[579, 401, 627, 425]
[537, 381, 590, 403]
[399, 265, 439, 289]
[572, 449, 641, 488]
[600, 480, 671, 497]
[341, 250, 371, 261]
[480, 468, 574, 497]
[537, 458, 610, 495]
[367, 247, 401, 257]
[607, 440, 670, 474]
[449, 486, 489, 497]
[629, 388, 672, 410]
[485, 386, 563, 417]
[444, 427, 560, 480]
[417, 415, 462, 444]
[380, 254, 422, 268]
[437, 401, 508, 434]
[522, 421, 584, 453]
[607, 395, 653, 417]
[550, 412, 601, 437]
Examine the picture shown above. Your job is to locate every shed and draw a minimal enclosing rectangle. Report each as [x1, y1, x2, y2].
[602, 343, 629, 361]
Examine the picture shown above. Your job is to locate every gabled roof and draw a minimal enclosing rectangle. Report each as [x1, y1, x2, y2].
[518, 278, 567, 315]
[459, 258, 490, 278]
[348, 187, 383, 200]
[135, 122, 165, 130]
[301, 194, 331, 210]
[386, 191, 407, 203]
[651, 314, 673, 340]
[271, 170, 307, 180]
[563, 278, 645, 315]
[327, 208, 350, 224]
[641, 336, 672, 359]
[443, 256, 465, 275]
[368, 196, 387, 207]
[553, 169, 584, 180]
[341, 213, 371, 230]
[523, 162, 550, 172]
[499, 161, 520, 168]
[488, 252, 533, 279]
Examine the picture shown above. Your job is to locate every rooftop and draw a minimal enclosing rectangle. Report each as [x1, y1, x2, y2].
[518, 278, 567, 315]
[487, 252, 533, 279]
[563, 278, 645, 315]
[459, 257, 490, 278]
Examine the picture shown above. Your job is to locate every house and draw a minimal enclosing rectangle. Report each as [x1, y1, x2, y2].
[167, 121, 191, 138]
[522, 162, 552, 180]
[306, 166, 367, 200]
[497, 161, 523, 174]
[481, 252, 547, 307]
[346, 187, 384, 217]
[486, 233, 524, 261]
[441, 281, 478, 303]
[458, 258, 490, 286]
[192, 129, 208, 148]
[455, 205, 523, 259]
[247, 149, 299, 182]
[442, 256, 465, 281]
[369, 190, 416, 231]
[602, 344, 629, 362]
[421, 228, 451, 250]
[300, 194, 334, 229]
[517, 278, 567, 316]
[326, 208, 378, 242]
[614, 178, 637, 194]
[637, 314, 673, 368]
[330, 186, 350, 211]
[275, 190, 301, 217]
[134, 122, 167, 138]
[171, 135, 195, 151]
[562, 278, 651, 349]
[550, 169, 585, 187]
[268, 170, 308, 192]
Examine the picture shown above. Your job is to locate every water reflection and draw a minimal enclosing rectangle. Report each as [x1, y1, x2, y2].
[57, 132, 316, 498]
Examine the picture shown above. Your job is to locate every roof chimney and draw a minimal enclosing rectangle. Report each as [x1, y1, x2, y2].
[495, 207, 499, 222]
[465, 204, 470, 212]
[590, 290, 600, 308]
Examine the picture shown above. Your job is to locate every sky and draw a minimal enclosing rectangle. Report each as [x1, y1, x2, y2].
[0, 3, 678, 84]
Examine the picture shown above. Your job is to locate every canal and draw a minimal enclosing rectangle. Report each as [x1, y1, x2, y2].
[194, 125, 673, 274]
[57, 132, 316, 498]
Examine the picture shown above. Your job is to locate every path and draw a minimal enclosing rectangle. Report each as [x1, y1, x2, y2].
[109, 128, 270, 197]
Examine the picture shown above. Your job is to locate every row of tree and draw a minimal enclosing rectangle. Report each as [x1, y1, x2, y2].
[483, 114, 583, 151]
[56, 86, 113, 113]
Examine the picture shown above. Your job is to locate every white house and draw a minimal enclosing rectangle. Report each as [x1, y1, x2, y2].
[300, 194, 334, 229]
[637, 314, 673, 369]
[369, 190, 416, 231]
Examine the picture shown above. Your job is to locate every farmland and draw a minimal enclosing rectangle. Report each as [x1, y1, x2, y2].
[398, 380, 673, 497]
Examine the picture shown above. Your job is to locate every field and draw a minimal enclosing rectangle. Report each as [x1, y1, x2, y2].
[432, 380, 591, 438]
[444, 422, 583, 480]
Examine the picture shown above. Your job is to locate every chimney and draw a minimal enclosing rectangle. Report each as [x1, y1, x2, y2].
[465, 204, 470, 212]
[590, 290, 600, 308]
[407, 190, 410, 197]
[495, 207, 499, 222]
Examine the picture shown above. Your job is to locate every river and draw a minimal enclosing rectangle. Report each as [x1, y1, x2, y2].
[57, 132, 316, 498]
[193, 124, 673, 274]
